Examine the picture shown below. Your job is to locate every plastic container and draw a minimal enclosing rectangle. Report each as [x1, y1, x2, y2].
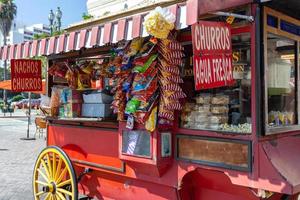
[82, 92, 113, 104]
[81, 103, 112, 117]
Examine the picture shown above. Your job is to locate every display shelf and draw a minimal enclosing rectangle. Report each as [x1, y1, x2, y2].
[47, 117, 118, 129]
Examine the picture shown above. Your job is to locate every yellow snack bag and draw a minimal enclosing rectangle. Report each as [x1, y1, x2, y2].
[145, 106, 157, 132]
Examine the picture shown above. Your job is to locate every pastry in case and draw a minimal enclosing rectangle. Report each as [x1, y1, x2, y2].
[195, 105, 210, 113]
[209, 115, 228, 124]
[195, 114, 209, 123]
[182, 102, 196, 112]
[211, 105, 229, 114]
[211, 95, 229, 105]
[195, 94, 212, 104]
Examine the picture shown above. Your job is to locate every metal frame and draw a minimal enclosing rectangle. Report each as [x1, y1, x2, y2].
[175, 134, 252, 172]
[255, 4, 264, 137]
[72, 158, 125, 173]
[263, 7, 300, 135]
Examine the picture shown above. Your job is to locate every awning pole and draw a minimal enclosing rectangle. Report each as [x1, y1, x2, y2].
[213, 11, 254, 22]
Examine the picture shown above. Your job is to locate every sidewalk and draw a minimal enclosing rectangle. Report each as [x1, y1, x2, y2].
[0, 116, 45, 200]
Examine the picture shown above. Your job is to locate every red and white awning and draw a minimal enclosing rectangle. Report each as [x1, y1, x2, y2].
[0, 0, 254, 61]
[0, 3, 188, 61]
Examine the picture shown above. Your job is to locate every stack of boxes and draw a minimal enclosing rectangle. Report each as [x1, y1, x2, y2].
[81, 92, 113, 118]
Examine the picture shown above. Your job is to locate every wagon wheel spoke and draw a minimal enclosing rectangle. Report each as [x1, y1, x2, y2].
[57, 179, 71, 188]
[52, 152, 57, 180]
[37, 168, 49, 183]
[57, 188, 73, 197]
[56, 167, 68, 184]
[56, 191, 67, 200]
[35, 190, 46, 197]
[35, 180, 48, 186]
[55, 157, 62, 181]
[46, 153, 53, 179]
[45, 193, 51, 200]
[40, 159, 51, 180]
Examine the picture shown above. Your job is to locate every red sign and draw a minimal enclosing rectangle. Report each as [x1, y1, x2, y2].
[192, 21, 234, 90]
[11, 59, 42, 92]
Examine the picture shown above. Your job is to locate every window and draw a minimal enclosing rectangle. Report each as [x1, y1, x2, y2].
[263, 7, 300, 134]
[122, 130, 151, 157]
[265, 33, 297, 131]
[181, 32, 252, 134]
[161, 132, 171, 157]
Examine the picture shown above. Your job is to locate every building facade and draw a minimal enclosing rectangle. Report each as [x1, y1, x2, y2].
[4, 23, 50, 45]
[67, 0, 182, 32]
[0, 22, 50, 71]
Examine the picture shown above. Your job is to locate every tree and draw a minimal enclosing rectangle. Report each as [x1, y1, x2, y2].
[0, 0, 17, 104]
[82, 12, 93, 20]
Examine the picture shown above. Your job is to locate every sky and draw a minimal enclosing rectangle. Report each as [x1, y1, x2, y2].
[14, 0, 87, 28]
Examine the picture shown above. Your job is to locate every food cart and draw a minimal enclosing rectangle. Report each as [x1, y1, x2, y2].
[1, 0, 300, 199]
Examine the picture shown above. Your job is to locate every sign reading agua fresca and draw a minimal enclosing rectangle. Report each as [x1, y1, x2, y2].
[11, 59, 42, 92]
[192, 21, 234, 90]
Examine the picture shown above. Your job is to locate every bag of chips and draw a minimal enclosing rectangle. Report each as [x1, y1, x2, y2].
[145, 106, 157, 132]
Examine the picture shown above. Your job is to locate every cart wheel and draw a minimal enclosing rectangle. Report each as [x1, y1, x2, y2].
[33, 146, 78, 200]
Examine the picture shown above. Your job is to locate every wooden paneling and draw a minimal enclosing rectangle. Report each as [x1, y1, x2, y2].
[177, 136, 251, 170]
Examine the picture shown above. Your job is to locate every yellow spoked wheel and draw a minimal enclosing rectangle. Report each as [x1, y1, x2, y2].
[33, 146, 78, 200]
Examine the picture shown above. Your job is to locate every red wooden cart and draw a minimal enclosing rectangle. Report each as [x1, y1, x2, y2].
[1, 0, 300, 199]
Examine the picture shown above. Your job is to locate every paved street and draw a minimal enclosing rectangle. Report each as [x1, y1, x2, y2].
[0, 111, 45, 200]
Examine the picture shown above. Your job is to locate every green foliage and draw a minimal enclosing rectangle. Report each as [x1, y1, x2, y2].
[32, 56, 47, 79]
[10, 94, 24, 102]
[33, 30, 63, 40]
[82, 12, 93, 20]
[0, 0, 17, 40]
[33, 33, 49, 40]
[52, 30, 64, 36]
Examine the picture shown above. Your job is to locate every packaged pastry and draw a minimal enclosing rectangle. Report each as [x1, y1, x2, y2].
[195, 94, 211, 104]
[195, 123, 208, 129]
[181, 113, 193, 122]
[211, 95, 229, 105]
[195, 114, 209, 123]
[209, 115, 228, 124]
[207, 124, 220, 130]
[211, 106, 229, 114]
[196, 105, 210, 113]
[183, 103, 195, 112]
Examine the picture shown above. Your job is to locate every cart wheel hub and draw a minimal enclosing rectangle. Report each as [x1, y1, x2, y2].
[43, 182, 56, 193]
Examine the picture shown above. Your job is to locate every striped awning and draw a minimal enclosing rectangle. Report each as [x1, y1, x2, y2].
[0, 3, 189, 61]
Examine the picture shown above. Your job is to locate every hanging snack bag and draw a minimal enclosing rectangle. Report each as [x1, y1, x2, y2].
[145, 106, 158, 132]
